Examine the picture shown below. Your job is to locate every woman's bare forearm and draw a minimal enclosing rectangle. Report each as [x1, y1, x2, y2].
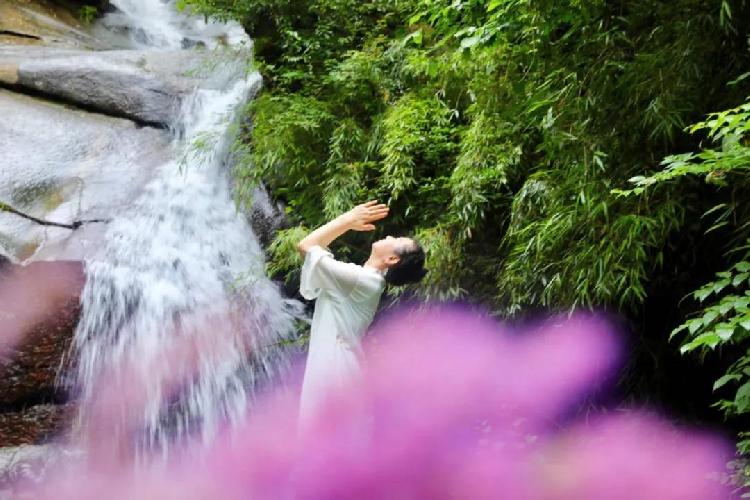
[296, 201, 389, 256]
[297, 215, 351, 256]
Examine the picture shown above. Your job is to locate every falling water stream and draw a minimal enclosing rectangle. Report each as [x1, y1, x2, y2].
[66, 1, 301, 456]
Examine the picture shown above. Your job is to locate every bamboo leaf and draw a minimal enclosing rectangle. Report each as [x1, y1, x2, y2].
[714, 373, 741, 391]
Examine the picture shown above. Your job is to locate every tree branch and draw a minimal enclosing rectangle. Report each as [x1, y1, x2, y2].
[0, 201, 108, 230]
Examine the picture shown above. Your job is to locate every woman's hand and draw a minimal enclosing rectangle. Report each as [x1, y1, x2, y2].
[342, 201, 389, 231]
[297, 201, 389, 256]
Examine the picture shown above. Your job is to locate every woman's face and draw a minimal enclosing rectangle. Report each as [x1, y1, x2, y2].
[371, 235, 414, 265]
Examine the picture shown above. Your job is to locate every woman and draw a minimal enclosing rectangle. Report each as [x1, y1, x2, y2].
[296, 201, 427, 426]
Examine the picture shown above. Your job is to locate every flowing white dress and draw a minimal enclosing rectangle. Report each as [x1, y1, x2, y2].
[298, 245, 385, 426]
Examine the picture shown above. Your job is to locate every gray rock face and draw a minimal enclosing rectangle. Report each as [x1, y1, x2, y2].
[244, 185, 288, 249]
[0, 261, 84, 399]
[0, 0, 101, 49]
[0, 405, 72, 448]
[0, 89, 170, 261]
[0, 444, 55, 493]
[0, 260, 83, 454]
[0, 46, 203, 125]
[0, 0, 279, 467]
[0, 444, 82, 497]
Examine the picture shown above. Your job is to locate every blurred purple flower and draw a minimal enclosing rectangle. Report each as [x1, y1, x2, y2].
[30, 306, 734, 499]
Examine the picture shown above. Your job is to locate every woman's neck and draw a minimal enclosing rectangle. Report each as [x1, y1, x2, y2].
[364, 256, 387, 273]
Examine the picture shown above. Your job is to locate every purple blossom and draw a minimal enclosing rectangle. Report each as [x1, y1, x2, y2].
[31, 306, 734, 499]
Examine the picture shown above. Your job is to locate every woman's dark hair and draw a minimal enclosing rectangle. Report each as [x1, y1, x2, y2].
[384, 240, 428, 286]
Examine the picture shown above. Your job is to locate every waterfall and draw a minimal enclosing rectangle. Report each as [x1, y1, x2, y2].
[96, 0, 247, 49]
[65, 1, 302, 456]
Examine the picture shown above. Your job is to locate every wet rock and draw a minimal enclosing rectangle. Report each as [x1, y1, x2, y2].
[0, 404, 72, 447]
[0, 444, 81, 496]
[245, 185, 288, 249]
[0, 46, 202, 125]
[0, 260, 84, 411]
[0, 0, 100, 49]
[0, 88, 170, 261]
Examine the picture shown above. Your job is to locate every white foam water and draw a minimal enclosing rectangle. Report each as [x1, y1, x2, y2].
[98, 0, 247, 49]
[66, 0, 301, 457]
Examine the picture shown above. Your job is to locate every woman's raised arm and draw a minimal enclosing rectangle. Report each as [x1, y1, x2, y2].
[296, 201, 389, 256]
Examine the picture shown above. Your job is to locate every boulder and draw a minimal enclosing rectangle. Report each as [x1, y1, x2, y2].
[244, 185, 289, 249]
[0, 404, 72, 447]
[0, 260, 83, 449]
[0, 0, 100, 49]
[0, 444, 81, 495]
[0, 260, 84, 409]
[0, 89, 170, 262]
[0, 46, 203, 125]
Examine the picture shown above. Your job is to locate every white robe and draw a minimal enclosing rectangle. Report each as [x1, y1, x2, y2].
[298, 245, 385, 426]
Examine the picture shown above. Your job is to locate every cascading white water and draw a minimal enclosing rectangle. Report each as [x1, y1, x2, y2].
[67, 1, 302, 456]
[97, 0, 247, 48]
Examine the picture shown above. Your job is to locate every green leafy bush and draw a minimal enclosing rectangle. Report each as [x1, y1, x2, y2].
[618, 98, 750, 488]
[183, 0, 750, 473]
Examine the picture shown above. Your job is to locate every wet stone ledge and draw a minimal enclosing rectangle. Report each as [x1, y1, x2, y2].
[0, 260, 84, 446]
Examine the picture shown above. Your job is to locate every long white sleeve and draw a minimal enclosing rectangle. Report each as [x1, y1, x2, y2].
[299, 245, 362, 300]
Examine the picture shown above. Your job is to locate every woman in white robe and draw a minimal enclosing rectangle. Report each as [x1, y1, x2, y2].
[296, 201, 427, 427]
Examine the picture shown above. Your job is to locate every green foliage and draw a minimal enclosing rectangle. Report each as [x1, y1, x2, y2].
[673, 259, 750, 354]
[179, 0, 413, 92]
[266, 226, 308, 279]
[449, 113, 519, 239]
[187, 0, 750, 307]
[234, 94, 335, 224]
[499, 185, 683, 314]
[617, 101, 750, 197]
[621, 97, 750, 488]
[185, 0, 748, 303]
[188, 0, 750, 471]
[673, 257, 750, 489]
[322, 120, 369, 219]
[78, 5, 98, 25]
[414, 225, 464, 301]
[378, 93, 457, 202]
